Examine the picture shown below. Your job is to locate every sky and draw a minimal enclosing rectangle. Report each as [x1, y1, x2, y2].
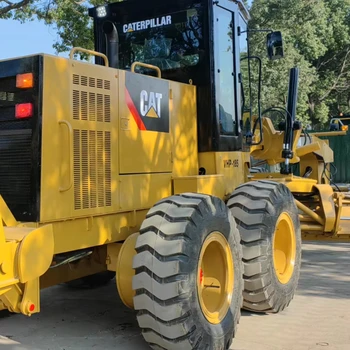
[0, 19, 61, 60]
[0, 0, 253, 60]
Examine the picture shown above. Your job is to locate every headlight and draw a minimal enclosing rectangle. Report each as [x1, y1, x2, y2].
[96, 6, 107, 18]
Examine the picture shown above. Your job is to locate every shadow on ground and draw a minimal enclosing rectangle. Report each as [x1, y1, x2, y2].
[0, 242, 349, 350]
[297, 242, 350, 300]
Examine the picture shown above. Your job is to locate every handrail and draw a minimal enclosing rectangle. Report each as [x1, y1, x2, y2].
[131, 62, 161, 78]
[58, 120, 74, 192]
[69, 47, 109, 67]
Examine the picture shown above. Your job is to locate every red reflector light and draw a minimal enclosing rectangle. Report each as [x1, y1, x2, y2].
[16, 73, 34, 89]
[15, 103, 33, 119]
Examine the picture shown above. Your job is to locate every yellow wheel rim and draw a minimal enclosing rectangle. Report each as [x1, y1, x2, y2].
[273, 212, 297, 284]
[197, 231, 234, 325]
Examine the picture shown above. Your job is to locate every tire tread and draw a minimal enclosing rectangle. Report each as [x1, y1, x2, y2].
[133, 193, 242, 349]
[228, 180, 301, 313]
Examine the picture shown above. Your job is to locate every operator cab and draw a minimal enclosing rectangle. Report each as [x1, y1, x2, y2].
[89, 0, 282, 152]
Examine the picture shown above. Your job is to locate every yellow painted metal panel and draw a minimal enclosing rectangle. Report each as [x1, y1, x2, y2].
[0, 217, 20, 296]
[199, 151, 250, 195]
[0, 242, 18, 292]
[17, 225, 54, 283]
[49, 209, 148, 254]
[198, 152, 216, 175]
[41, 55, 120, 221]
[173, 175, 225, 199]
[169, 81, 198, 177]
[118, 70, 173, 174]
[250, 173, 318, 193]
[119, 174, 172, 211]
[250, 117, 301, 165]
[0, 196, 17, 227]
[314, 184, 336, 232]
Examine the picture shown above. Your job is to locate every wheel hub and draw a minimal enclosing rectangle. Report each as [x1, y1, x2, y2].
[197, 231, 234, 324]
[273, 212, 297, 284]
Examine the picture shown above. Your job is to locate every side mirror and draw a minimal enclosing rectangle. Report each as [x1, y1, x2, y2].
[267, 31, 284, 60]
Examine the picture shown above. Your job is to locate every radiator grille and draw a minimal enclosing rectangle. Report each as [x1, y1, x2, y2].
[0, 69, 36, 220]
[72, 73, 112, 210]
[0, 55, 42, 221]
[0, 91, 14, 101]
[72, 74, 111, 122]
[73, 129, 111, 210]
[0, 131, 32, 207]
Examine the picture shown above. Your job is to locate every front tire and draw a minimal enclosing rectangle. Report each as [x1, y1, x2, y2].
[132, 193, 243, 350]
[227, 180, 301, 313]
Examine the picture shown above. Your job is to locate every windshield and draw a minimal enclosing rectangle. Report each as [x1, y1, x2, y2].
[118, 7, 203, 72]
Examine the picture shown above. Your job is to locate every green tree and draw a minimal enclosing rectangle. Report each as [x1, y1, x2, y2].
[3, 0, 349, 127]
[40, 0, 96, 55]
[0, 0, 31, 18]
[0, 0, 106, 54]
[248, 0, 350, 127]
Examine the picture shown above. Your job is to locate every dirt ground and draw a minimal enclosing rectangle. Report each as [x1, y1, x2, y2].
[1, 242, 350, 350]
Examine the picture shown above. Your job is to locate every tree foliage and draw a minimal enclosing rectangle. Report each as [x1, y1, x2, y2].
[0, 0, 106, 53]
[0, 0, 32, 18]
[248, 0, 350, 126]
[2, 0, 350, 127]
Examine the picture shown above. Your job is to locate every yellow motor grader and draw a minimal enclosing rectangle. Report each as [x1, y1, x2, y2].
[0, 0, 349, 349]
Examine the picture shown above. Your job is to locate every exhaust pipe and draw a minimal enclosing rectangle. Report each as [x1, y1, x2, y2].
[102, 21, 119, 69]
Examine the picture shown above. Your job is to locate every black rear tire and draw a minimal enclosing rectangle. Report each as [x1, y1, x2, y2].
[0, 309, 11, 318]
[65, 271, 115, 289]
[227, 180, 301, 313]
[133, 193, 243, 350]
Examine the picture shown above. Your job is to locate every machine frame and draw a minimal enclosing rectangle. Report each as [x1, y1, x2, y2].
[0, 0, 348, 349]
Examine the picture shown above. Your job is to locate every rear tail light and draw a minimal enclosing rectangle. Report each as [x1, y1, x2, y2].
[15, 103, 33, 119]
[16, 73, 34, 89]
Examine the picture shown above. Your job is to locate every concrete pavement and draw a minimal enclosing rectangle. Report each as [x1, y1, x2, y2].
[1, 242, 349, 350]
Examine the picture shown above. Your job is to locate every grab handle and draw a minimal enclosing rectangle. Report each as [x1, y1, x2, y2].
[58, 120, 73, 192]
[131, 62, 161, 78]
[69, 47, 109, 67]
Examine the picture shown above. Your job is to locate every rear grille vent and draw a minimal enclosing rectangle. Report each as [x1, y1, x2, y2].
[0, 55, 42, 221]
[73, 129, 111, 210]
[0, 130, 32, 208]
[104, 80, 111, 90]
[73, 74, 111, 90]
[73, 74, 79, 85]
[0, 91, 14, 101]
[72, 73, 112, 210]
[72, 74, 111, 122]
